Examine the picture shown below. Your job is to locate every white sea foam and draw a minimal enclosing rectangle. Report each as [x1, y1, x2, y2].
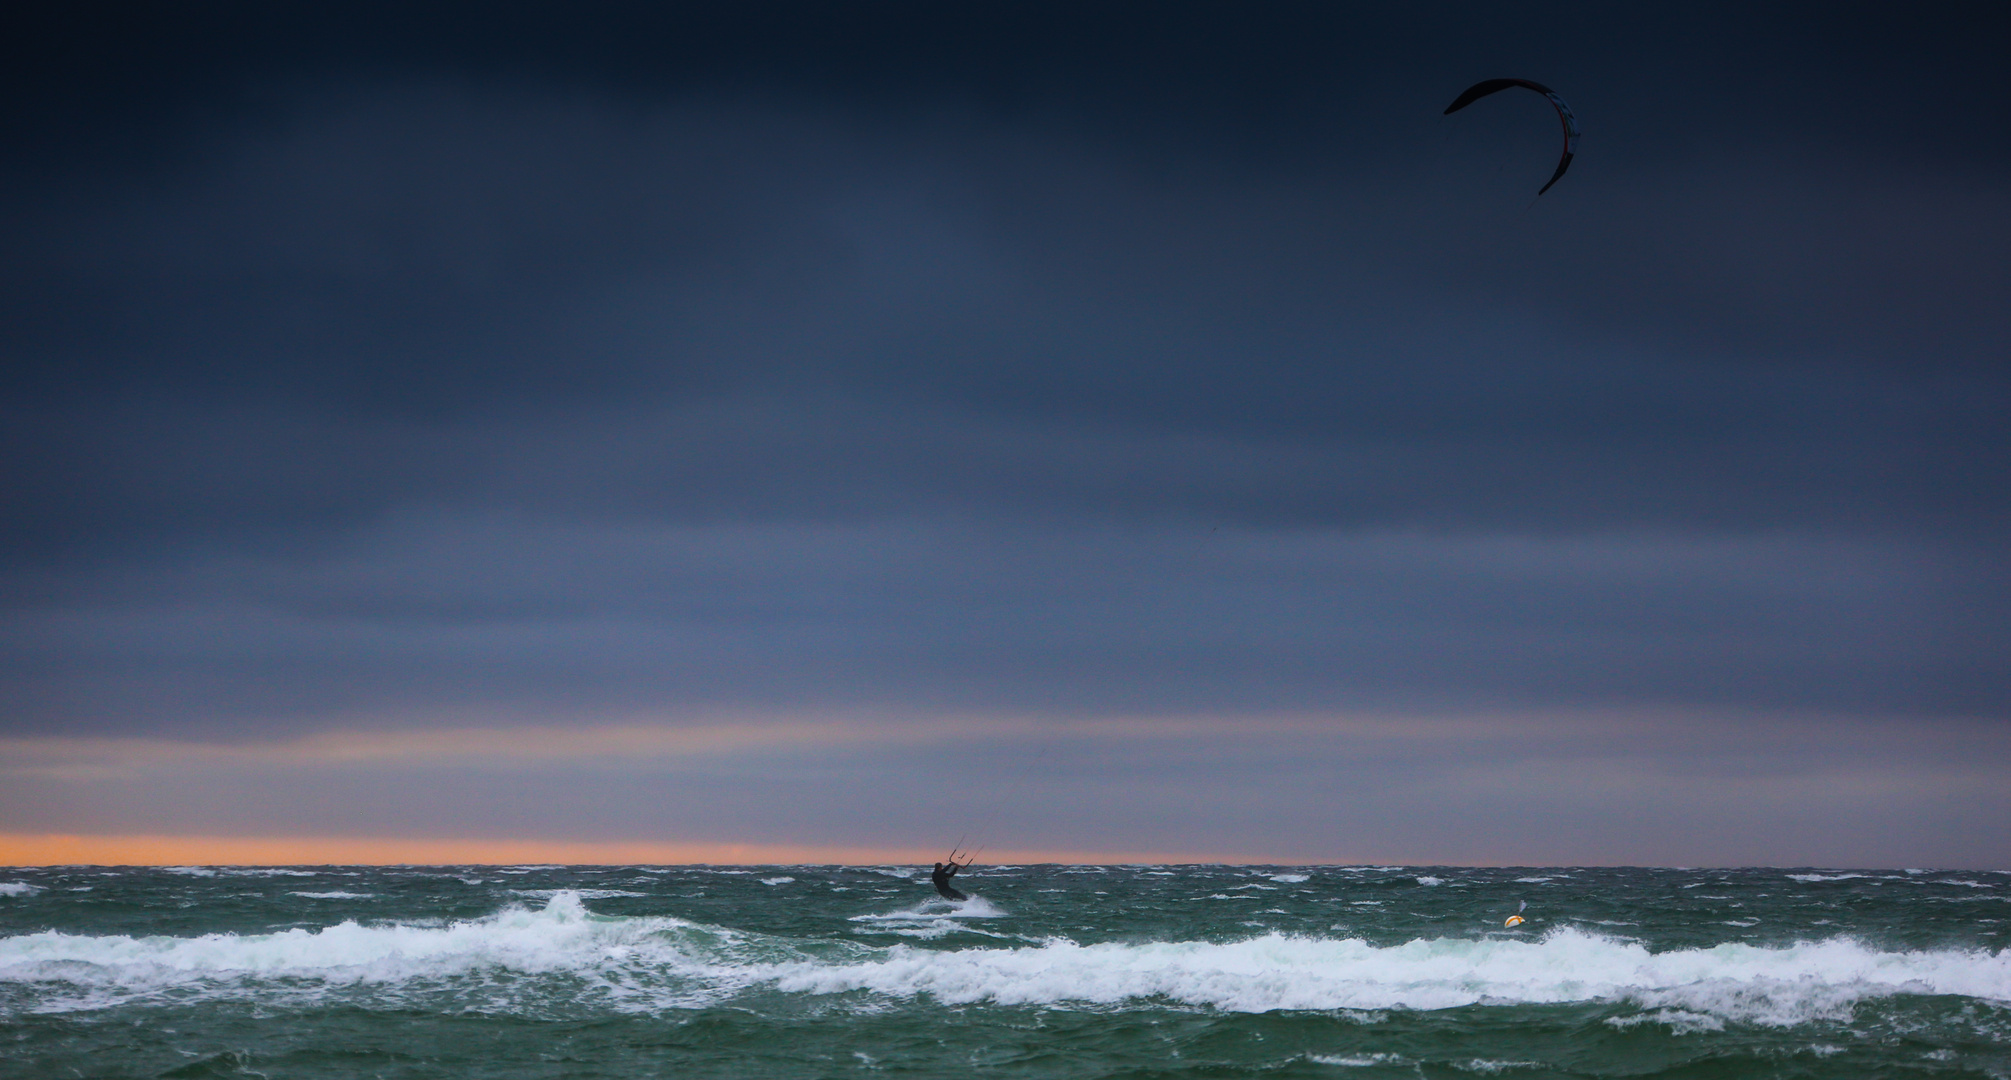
[4, 897, 2008, 1025]
[1309, 1052, 1405, 1066]
[1787, 873, 1870, 883]
[1607, 1008, 1726, 1035]
[0, 892, 788, 1014]
[1416, 876, 1445, 886]
[0, 883, 39, 897]
[761, 877, 795, 886]
[848, 897, 1008, 925]
[1269, 874, 1309, 883]
[509, 889, 646, 900]
[289, 892, 374, 900]
[774, 927, 2011, 1021]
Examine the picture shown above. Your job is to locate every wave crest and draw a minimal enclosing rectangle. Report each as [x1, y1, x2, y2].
[3, 897, 2005, 1024]
[773, 927, 2010, 1020]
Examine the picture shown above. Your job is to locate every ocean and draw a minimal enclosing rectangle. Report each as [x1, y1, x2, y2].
[2, 864, 2007, 1078]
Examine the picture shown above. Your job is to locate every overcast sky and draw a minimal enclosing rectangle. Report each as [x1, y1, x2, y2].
[3, 2, 2008, 866]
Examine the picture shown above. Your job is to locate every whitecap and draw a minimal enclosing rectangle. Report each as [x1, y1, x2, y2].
[0, 883, 39, 897]
[1270, 874, 1310, 884]
[0, 892, 778, 1014]
[1416, 876, 1444, 886]
[10, 902, 2010, 1027]
[1308, 1053, 1405, 1066]
[768, 926, 2011, 1020]
[1606, 1009, 1726, 1035]
[848, 897, 1008, 924]
[761, 878, 795, 886]
[289, 892, 375, 900]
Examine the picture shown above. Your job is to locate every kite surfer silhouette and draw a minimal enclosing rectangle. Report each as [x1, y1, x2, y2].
[930, 852, 974, 901]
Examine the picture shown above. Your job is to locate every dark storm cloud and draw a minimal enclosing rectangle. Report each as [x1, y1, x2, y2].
[7, 92, 2006, 543]
[3, 0, 2009, 761]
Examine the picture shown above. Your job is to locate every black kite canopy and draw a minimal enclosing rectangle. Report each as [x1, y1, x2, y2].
[1444, 78, 1580, 195]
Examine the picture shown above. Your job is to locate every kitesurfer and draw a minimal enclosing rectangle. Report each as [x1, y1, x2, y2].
[930, 856, 971, 901]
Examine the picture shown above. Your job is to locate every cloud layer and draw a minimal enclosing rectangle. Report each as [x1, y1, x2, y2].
[3, 2, 2007, 861]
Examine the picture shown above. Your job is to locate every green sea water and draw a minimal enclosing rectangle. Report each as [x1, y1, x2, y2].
[2, 864, 2007, 1078]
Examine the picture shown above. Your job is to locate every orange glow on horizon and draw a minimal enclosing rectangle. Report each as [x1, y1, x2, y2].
[0, 833, 1252, 867]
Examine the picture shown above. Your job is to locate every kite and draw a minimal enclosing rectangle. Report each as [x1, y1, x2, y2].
[1444, 79, 1579, 195]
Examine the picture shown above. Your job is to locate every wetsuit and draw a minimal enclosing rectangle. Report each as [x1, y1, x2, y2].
[930, 862, 967, 901]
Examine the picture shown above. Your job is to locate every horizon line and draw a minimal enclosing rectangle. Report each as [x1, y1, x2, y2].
[0, 834, 1976, 871]
[0, 833, 1261, 868]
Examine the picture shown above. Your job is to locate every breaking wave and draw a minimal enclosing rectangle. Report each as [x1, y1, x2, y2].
[2, 892, 2006, 1024]
[775, 928, 2011, 1023]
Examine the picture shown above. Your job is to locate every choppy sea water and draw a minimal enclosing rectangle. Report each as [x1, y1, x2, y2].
[2, 865, 2008, 1078]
